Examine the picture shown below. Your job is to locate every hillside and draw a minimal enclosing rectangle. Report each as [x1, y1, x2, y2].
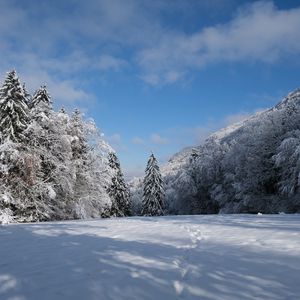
[131, 89, 300, 214]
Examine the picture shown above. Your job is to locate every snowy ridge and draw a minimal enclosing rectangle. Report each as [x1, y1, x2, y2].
[209, 109, 267, 142]
[161, 146, 195, 177]
[161, 109, 269, 179]
[274, 88, 300, 110]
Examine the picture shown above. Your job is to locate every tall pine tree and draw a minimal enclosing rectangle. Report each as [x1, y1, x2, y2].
[0, 70, 31, 221]
[25, 85, 56, 221]
[107, 152, 131, 217]
[142, 153, 165, 216]
[0, 70, 29, 143]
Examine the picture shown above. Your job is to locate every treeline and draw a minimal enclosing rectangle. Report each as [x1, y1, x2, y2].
[0, 70, 165, 224]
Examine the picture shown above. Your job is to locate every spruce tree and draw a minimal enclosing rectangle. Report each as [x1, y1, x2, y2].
[29, 85, 54, 182]
[31, 86, 52, 116]
[25, 85, 56, 221]
[0, 71, 35, 221]
[29, 86, 53, 150]
[107, 152, 131, 217]
[0, 70, 29, 143]
[142, 153, 165, 216]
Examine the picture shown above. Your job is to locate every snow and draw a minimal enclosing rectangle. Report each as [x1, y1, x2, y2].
[47, 186, 56, 200]
[0, 208, 14, 225]
[0, 214, 299, 300]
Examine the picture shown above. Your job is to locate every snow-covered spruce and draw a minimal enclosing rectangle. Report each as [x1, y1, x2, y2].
[0, 70, 29, 143]
[107, 152, 131, 217]
[142, 153, 165, 216]
[0, 71, 32, 222]
[30, 85, 52, 115]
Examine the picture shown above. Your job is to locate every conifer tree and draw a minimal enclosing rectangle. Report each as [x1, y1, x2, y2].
[29, 86, 53, 149]
[0, 70, 29, 143]
[142, 153, 165, 216]
[107, 152, 131, 217]
[28, 86, 54, 177]
[31, 86, 52, 116]
[0, 71, 35, 221]
[24, 85, 57, 221]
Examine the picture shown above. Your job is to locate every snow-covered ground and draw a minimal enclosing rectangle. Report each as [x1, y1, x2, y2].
[0, 215, 299, 300]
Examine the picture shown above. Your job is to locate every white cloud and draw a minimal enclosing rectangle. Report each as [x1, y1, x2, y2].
[138, 1, 300, 84]
[224, 112, 252, 126]
[192, 110, 268, 144]
[124, 165, 144, 180]
[146, 109, 263, 148]
[0, 49, 95, 106]
[132, 137, 145, 145]
[110, 133, 122, 143]
[106, 133, 128, 152]
[97, 55, 127, 71]
[1, 0, 300, 91]
[150, 133, 169, 145]
[0, 1, 130, 106]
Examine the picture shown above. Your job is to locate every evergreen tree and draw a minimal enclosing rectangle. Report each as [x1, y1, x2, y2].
[0, 70, 29, 143]
[29, 86, 53, 151]
[0, 71, 40, 221]
[142, 153, 165, 216]
[31, 86, 52, 115]
[24, 85, 57, 221]
[107, 152, 131, 217]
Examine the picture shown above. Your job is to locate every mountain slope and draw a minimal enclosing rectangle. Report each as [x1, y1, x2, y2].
[131, 88, 300, 214]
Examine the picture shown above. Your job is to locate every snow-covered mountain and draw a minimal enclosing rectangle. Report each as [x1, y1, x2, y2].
[131, 88, 300, 214]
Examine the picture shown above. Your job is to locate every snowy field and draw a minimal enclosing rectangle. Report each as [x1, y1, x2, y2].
[0, 215, 300, 300]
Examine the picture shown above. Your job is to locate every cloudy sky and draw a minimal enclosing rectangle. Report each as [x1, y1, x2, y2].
[1, 0, 300, 178]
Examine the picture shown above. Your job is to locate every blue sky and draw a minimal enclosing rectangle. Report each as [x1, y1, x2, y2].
[1, 0, 300, 178]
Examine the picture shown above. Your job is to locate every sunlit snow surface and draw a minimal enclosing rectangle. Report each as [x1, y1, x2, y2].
[0, 215, 299, 300]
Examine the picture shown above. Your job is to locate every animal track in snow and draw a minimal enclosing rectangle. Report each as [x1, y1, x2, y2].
[172, 225, 204, 298]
